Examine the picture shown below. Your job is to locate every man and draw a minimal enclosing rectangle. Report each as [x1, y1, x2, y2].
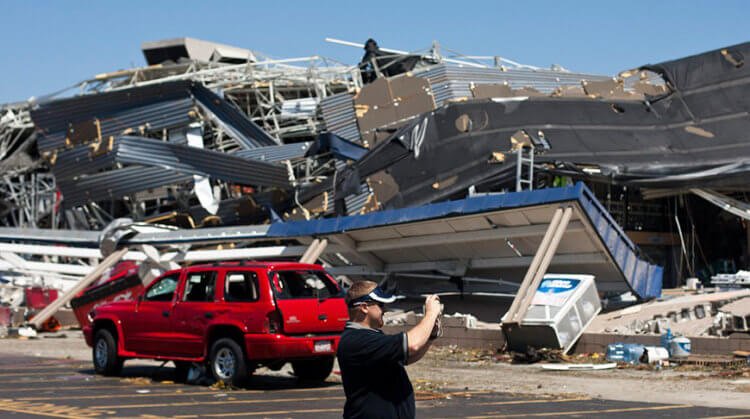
[337, 280, 442, 419]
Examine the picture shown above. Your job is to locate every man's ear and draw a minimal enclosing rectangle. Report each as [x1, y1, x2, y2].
[358, 304, 369, 316]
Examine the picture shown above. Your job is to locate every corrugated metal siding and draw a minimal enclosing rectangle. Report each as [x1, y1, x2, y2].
[58, 166, 193, 206]
[36, 97, 196, 152]
[115, 136, 290, 188]
[413, 64, 609, 106]
[319, 93, 361, 142]
[191, 84, 278, 148]
[576, 184, 663, 299]
[31, 81, 192, 133]
[324, 183, 372, 216]
[32, 81, 278, 154]
[53, 145, 118, 180]
[235, 142, 311, 162]
[317, 65, 606, 143]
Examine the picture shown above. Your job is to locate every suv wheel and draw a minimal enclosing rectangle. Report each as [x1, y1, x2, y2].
[209, 338, 248, 386]
[292, 356, 334, 382]
[93, 329, 123, 376]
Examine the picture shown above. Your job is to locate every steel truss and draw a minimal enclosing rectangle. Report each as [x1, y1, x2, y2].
[0, 172, 58, 229]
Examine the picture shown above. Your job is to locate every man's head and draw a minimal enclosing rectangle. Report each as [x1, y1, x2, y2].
[346, 280, 395, 329]
[364, 38, 378, 52]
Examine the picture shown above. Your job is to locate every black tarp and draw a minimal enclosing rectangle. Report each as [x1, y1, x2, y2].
[305, 132, 368, 161]
[359, 38, 424, 84]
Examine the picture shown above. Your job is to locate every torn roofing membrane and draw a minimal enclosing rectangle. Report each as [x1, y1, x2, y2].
[305, 132, 368, 161]
[331, 41, 750, 210]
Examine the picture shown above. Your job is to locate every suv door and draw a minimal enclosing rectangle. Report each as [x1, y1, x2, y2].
[220, 270, 264, 333]
[270, 270, 347, 335]
[171, 270, 218, 357]
[123, 272, 180, 354]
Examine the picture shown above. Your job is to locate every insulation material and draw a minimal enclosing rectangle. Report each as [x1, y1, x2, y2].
[471, 83, 512, 99]
[186, 124, 219, 215]
[353, 74, 435, 140]
[413, 63, 607, 106]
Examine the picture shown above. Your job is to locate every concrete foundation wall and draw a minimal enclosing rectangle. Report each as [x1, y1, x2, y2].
[383, 314, 505, 350]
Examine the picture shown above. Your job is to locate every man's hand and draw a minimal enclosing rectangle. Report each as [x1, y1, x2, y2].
[424, 294, 442, 318]
[407, 295, 442, 364]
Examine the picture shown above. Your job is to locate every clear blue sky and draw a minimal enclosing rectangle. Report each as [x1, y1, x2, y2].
[1, 0, 747, 104]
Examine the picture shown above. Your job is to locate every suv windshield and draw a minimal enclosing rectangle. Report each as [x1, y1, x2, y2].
[271, 270, 340, 300]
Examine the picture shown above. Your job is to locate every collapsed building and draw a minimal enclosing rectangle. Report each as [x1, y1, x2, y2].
[1, 37, 750, 337]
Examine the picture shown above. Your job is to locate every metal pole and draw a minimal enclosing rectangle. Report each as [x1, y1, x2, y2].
[516, 148, 523, 192]
[298, 239, 320, 263]
[512, 207, 573, 323]
[324, 37, 488, 68]
[301, 239, 328, 264]
[503, 207, 564, 323]
[29, 247, 129, 329]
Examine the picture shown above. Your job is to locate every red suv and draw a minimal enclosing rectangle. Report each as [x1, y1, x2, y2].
[83, 262, 348, 385]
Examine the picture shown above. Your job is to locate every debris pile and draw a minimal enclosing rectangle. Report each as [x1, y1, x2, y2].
[0, 37, 610, 234]
[4, 36, 750, 348]
[0, 36, 621, 305]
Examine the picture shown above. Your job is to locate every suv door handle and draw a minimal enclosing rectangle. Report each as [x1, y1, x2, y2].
[162, 310, 170, 318]
[318, 314, 327, 321]
[204, 312, 214, 319]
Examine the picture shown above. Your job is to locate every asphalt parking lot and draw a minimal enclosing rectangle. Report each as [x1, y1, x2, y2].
[0, 355, 749, 418]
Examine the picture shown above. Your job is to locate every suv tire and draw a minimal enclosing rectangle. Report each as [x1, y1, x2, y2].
[93, 329, 123, 376]
[292, 356, 334, 382]
[209, 338, 248, 386]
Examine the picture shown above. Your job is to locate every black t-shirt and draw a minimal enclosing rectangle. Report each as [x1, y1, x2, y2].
[336, 323, 414, 419]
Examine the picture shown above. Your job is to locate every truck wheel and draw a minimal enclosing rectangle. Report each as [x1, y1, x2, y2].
[93, 329, 123, 376]
[292, 356, 334, 382]
[209, 338, 248, 386]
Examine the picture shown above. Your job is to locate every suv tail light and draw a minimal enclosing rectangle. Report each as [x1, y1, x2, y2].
[265, 310, 283, 334]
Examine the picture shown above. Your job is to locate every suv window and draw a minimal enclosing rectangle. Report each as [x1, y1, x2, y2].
[183, 271, 216, 302]
[272, 270, 339, 300]
[224, 272, 260, 302]
[145, 274, 179, 302]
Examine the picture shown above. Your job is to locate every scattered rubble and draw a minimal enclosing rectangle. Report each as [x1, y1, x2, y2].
[589, 289, 750, 337]
[715, 297, 750, 335]
[712, 270, 750, 287]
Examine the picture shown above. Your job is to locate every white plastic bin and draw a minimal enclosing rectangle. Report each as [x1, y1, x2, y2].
[504, 274, 602, 353]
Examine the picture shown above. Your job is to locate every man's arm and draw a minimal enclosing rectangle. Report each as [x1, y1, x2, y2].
[405, 295, 441, 364]
[406, 337, 433, 364]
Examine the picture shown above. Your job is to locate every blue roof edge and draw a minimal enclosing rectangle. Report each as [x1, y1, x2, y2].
[575, 183, 662, 299]
[268, 182, 662, 299]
